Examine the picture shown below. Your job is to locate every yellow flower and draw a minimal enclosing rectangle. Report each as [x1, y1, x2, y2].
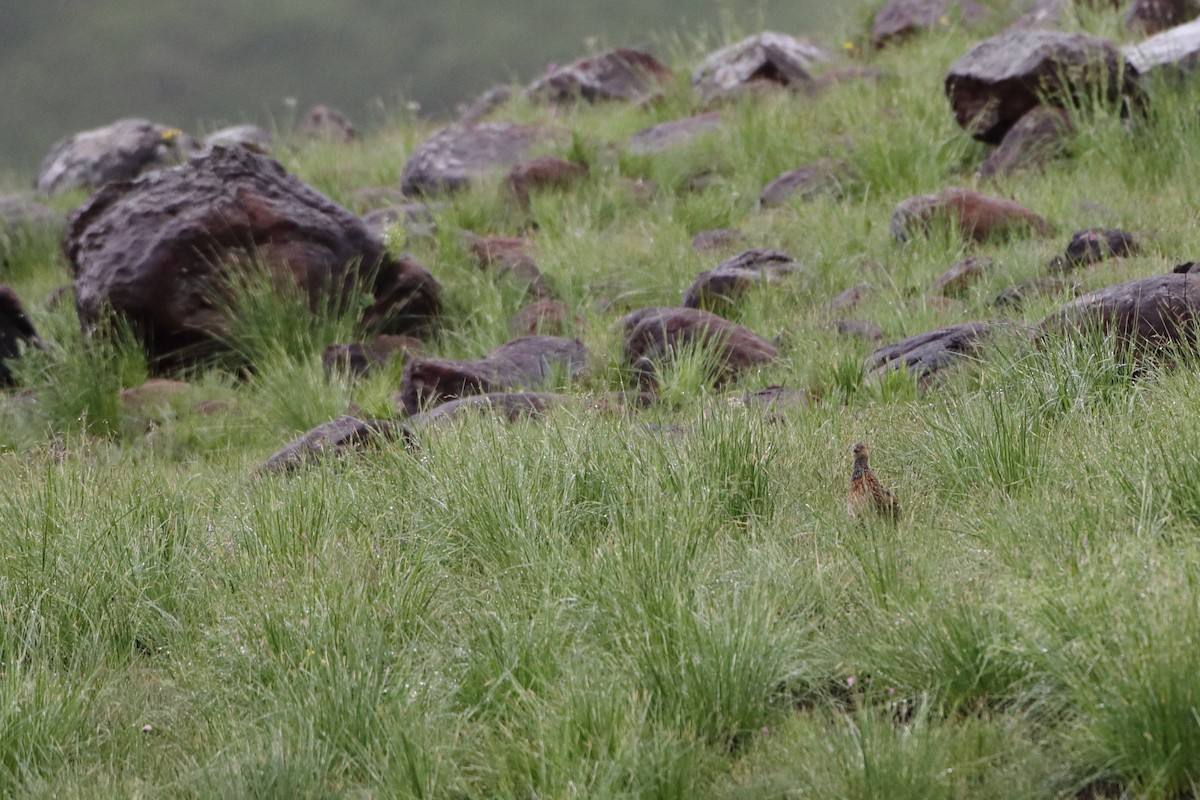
[938, 15, 950, 26]
[160, 128, 182, 143]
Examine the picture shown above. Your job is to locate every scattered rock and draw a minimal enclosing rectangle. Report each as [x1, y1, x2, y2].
[832, 319, 885, 341]
[0, 286, 39, 386]
[1123, 15, 1200, 75]
[946, 31, 1134, 144]
[683, 248, 802, 312]
[203, 125, 272, 153]
[759, 159, 850, 207]
[620, 306, 777, 387]
[399, 335, 586, 414]
[1039, 273, 1200, 353]
[322, 336, 419, 380]
[980, 106, 1073, 179]
[259, 416, 409, 474]
[691, 228, 746, 253]
[1173, 261, 1200, 273]
[506, 156, 588, 209]
[526, 49, 672, 105]
[866, 322, 992, 385]
[0, 195, 61, 235]
[510, 299, 580, 336]
[832, 282, 876, 312]
[627, 113, 725, 155]
[297, 105, 356, 143]
[463, 233, 550, 297]
[65, 146, 441, 371]
[120, 379, 190, 411]
[401, 122, 551, 196]
[931, 256, 993, 297]
[1126, 0, 1200, 35]
[992, 277, 1071, 309]
[35, 118, 196, 195]
[692, 32, 830, 104]
[407, 391, 567, 429]
[891, 188, 1053, 243]
[1049, 228, 1138, 272]
[739, 384, 808, 412]
[872, 0, 991, 48]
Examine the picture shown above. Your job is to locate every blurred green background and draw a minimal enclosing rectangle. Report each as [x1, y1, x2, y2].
[0, 0, 847, 180]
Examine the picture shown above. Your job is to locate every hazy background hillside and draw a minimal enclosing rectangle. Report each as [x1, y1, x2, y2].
[0, 0, 849, 178]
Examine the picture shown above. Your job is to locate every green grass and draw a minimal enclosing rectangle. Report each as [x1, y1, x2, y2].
[7, 3, 1200, 796]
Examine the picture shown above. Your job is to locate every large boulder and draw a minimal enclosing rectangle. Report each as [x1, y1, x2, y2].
[1038, 273, 1200, 352]
[866, 322, 992, 385]
[682, 248, 802, 312]
[1123, 16, 1200, 74]
[945, 31, 1133, 144]
[64, 146, 441, 371]
[401, 122, 551, 196]
[890, 188, 1053, 243]
[526, 49, 672, 105]
[620, 306, 777, 387]
[399, 335, 586, 414]
[0, 286, 39, 386]
[692, 32, 830, 103]
[35, 118, 196, 195]
[872, 0, 991, 47]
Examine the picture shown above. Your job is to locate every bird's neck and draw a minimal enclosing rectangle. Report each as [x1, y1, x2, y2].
[852, 458, 869, 479]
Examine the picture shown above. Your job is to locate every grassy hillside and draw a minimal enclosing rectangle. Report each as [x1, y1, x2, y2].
[0, 0, 843, 176]
[5, 1, 1200, 797]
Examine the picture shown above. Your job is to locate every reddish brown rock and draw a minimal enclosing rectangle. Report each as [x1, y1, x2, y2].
[759, 159, 850, 207]
[463, 233, 550, 297]
[620, 307, 777, 388]
[1038, 273, 1200, 353]
[399, 335, 586, 414]
[627, 113, 724, 155]
[692, 32, 830, 103]
[980, 106, 1073, 179]
[401, 122, 550, 196]
[890, 188, 1053, 243]
[946, 31, 1134, 144]
[35, 118, 196, 195]
[930, 256, 993, 297]
[297, 105, 356, 143]
[872, 0, 991, 47]
[526, 49, 672, 105]
[510, 299, 580, 337]
[683, 248, 802, 312]
[64, 146, 441, 372]
[0, 286, 39, 385]
[259, 416, 410, 474]
[506, 156, 588, 209]
[866, 322, 992, 385]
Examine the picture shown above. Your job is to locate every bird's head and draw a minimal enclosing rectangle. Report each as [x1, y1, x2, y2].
[851, 442, 868, 459]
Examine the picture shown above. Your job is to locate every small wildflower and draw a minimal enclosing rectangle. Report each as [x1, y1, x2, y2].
[938, 15, 950, 26]
[846, 675, 857, 688]
[141, 724, 154, 734]
[843, 40, 854, 51]
[760, 726, 770, 736]
[160, 128, 181, 143]
[305, 648, 315, 658]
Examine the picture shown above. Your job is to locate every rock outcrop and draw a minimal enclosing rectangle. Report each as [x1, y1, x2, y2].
[692, 32, 830, 103]
[526, 49, 672, 105]
[36, 118, 196, 195]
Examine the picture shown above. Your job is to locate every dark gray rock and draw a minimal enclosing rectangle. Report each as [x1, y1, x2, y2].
[0, 195, 61, 234]
[64, 146, 441, 372]
[866, 322, 992, 385]
[759, 159, 850, 207]
[691, 228, 746, 253]
[1050, 228, 1138, 272]
[401, 122, 550, 196]
[360, 203, 436, 240]
[946, 31, 1133, 144]
[0, 286, 39, 386]
[683, 248, 801, 312]
[526, 49, 672, 105]
[1039, 273, 1200, 353]
[407, 391, 566, 428]
[456, 85, 512, 125]
[627, 113, 724, 155]
[872, 0, 991, 47]
[740, 385, 808, 412]
[831, 282, 876, 312]
[620, 306, 777, 387]
[399, 335, 586, 414]
[259, 416, 409, 474]
[991, 277, 1072, 309]
[1126, 0, 1200, 35]
[1123, 16, 1200, 74]
[35, 118, 197, 195]
[692, 32, 830, 103]
[832, 319, 884, 342]
[930, 256, 993, 297]
[203, 125, 273, 153]
[980, 106, 1073, 179]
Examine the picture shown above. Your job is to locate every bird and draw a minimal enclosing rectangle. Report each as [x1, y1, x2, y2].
[847, 442, 900, 524]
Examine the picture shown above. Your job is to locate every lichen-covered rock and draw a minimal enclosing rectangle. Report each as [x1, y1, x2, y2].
[401, 122, 550, 196]
[1123, 15, 1200, 74]
[872, 0, 991, 47]
[891, 188, 1053, 243]
[1039, 273, 1200, 353]
[65, 146, 441, 371]
[526, 49, 672, 105]
[258, 416, 409, 474]
[35, 118, 196, 195]
[203, 125, 273, 153]
[946, 31, 1133, 144]
[620, 306, 777, 387]
[979, 106, 1073, 179]
[930, 256, 993, 297]
[692, 32, 830, 103]
[866, 322, 992, 385]
[1126, 0, 1200, 35]
[759, 159, 850, 207]
[399, 336, 586, 414]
